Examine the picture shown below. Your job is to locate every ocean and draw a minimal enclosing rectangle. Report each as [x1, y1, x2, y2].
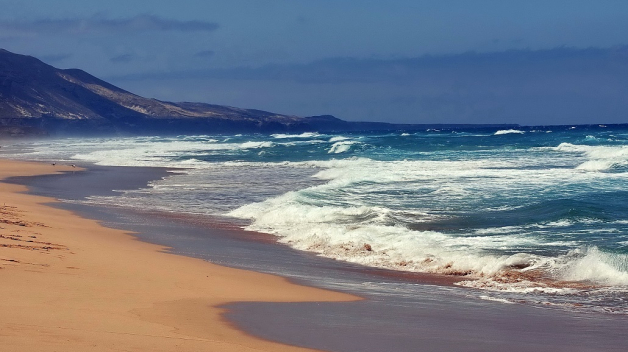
[3, 124, 628, 314]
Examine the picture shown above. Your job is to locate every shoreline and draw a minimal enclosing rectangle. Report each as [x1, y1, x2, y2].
[0, 158, 359, 351]
[4, 158, 628, 352]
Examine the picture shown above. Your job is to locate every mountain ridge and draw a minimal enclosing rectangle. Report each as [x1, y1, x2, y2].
[0, 49, 518, 136]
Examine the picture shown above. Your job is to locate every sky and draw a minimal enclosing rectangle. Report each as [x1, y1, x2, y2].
[1, 0, 628, 125]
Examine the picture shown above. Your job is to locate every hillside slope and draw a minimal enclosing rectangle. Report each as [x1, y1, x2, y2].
[0, 49, 306, 135]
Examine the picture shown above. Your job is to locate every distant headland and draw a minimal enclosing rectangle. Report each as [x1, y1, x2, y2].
[0, 49, 517, 137]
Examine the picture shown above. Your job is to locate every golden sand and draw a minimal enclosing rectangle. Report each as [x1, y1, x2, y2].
[0, 159, 358, 351]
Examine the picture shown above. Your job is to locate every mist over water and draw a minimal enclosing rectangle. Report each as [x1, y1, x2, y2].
[4, 125, 628, 313]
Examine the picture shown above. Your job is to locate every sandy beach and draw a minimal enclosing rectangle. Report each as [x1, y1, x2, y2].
[3, 156, 628, 352]
[0, 159, 358, 351]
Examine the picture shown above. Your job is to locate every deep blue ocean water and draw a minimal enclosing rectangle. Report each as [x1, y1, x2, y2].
[3, 125, 628, 313]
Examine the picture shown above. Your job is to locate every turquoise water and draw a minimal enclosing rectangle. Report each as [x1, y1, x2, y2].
[4, 125, 628, 312]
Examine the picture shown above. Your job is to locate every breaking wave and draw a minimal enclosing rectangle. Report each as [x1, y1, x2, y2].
[229, 189, 628, 291]
[328, 141, 357, 154]
[494, 129, 525, 135]
[554, 143, 628, 171]
[271, 132, 322, 139]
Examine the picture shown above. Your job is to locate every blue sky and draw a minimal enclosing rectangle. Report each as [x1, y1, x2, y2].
[1, 0, 628, 125]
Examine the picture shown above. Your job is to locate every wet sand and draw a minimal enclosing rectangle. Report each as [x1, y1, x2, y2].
[11, 160, 628, 352]
[0, 159, 358, 351]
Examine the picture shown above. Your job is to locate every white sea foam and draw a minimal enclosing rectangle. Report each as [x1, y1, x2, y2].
[458, 279, 579, 294]
[478, 295, 515, 304]
[278, 139, 327, 147]
[554, 143, 628, 171]
[239, 141, 275, 149]
[328, 141, 357, 154]
[271, 132, 321, 139]
[230, 183, 584, 281]
[455, 247, 628, 293]
[226, 152, 628, 292]
[329, 136, 350, 142]
[473, 226, 521, 235]
[231, 191, 628, 289]
[56, 138, 280, 167]
[494, 129, 525, 135]
[542, 220, 575, 228]
[557, 247, 628, 286]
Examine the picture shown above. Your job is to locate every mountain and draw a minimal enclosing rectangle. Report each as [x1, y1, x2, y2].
[0, 49, 317, 135]
[0, 49, 517, 136]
